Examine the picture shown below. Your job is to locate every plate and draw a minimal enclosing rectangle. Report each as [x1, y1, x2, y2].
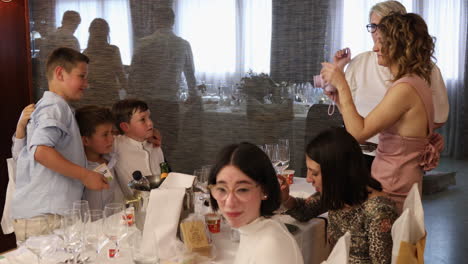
[285, 223, 299, 234]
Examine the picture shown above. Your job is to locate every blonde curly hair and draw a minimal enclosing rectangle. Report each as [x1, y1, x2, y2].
[378, 13, 435, 84]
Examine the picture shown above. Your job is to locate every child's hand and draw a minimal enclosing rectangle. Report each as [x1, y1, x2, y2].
[83, 170, 110, 190]
[148, 128, 162, 148]
[16, 104, 35, 139]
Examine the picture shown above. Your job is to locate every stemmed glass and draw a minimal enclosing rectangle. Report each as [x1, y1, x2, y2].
[83, 209, 104, 261]
[23, 215, 55, 264]
[265, 143, 280, 171]
[62, 209, 84, 264]
[73, 200, 90, 226]
[103, 203, 128, 259]
[277, 139, 290, 174]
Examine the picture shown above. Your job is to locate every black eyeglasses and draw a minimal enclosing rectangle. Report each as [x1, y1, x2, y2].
[366, 23, 378, 33]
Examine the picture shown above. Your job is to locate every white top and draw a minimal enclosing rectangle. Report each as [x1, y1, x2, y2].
[235, 217, 304, 264]
[113, 135, 165, 198]
[345, 51, 449, 149]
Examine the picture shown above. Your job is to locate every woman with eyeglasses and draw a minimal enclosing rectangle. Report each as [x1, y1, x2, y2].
[281, 127, 398, 264]
[320, 12, 443, 214]
[208, 142, 303, 264]
[332, 1, 448, 171]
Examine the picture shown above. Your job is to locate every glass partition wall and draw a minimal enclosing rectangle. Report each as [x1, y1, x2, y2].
[28, 0, 335, 177]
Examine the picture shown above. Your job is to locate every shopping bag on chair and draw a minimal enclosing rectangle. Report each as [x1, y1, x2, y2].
[391, 183, 426, 264]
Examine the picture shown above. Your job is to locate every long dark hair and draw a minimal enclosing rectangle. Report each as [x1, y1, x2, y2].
[306, 127, 382, 210]
[208, 142, 281, 217]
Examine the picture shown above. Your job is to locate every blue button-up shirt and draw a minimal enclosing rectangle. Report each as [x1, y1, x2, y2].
[12, 92, 86, 218]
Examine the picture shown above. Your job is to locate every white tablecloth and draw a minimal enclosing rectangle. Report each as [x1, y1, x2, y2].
[0, 178, 329, 264]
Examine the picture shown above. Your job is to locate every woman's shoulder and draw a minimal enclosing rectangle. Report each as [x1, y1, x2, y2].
[363, 195, 398, 218]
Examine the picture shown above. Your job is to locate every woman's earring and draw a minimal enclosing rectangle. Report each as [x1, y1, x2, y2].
[263, 195, 268, 200]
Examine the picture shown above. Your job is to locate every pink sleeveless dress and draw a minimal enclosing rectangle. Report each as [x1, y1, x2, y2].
[371, 75, 441, 212]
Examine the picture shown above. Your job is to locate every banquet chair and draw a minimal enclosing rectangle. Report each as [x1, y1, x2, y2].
[391, 183, 426, 264]
[1, 158, 16, 234]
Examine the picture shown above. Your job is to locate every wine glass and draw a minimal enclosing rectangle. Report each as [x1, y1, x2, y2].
[103, 203, 127, 259]
[62, 209, 84, 264]
[265, 143, 280, 171]
[83, 209, 104, 261]
[73, 200, 90, 226]
[22, 215, 54, 264]
[277, 139, 290, 174]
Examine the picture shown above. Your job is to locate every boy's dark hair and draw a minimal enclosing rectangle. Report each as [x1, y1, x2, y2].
[208, 142, 281, 217]
[305, 127, 382, 210]
[111, 99, 149, 134]
[75, 105, 115, 137]
[46, 47, 89, 81]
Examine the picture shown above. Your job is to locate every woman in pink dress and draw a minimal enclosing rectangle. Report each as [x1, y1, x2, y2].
[320, 13, 443, 213]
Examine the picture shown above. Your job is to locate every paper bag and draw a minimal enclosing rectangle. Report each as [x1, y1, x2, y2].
[391, 183, 426, 264]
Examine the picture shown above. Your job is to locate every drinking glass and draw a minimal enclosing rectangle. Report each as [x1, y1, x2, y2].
[103, 203, 127, 259]
[22, 215, 54, 264]
[277, 139, 290, 174]
[265, 143, 280, 170]
[73, 200, 90, 225]
[83, 209, 104, 261]
[130, 231, 159, 264]
[62, 209, 84, 264]
[25, 236, 58, 264]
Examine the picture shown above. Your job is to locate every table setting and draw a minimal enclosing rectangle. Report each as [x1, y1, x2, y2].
[1, 169, 328, 264]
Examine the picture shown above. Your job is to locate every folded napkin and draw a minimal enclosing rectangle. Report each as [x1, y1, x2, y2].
[321, 231, 351, 264]
[391, 183, 426, 264]
[1, 158, 16, 234]
[141, 172, 195, 259]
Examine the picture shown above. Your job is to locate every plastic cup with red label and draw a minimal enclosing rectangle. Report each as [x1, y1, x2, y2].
[205, 213, 221, 233]
[281, 170, 295, 185]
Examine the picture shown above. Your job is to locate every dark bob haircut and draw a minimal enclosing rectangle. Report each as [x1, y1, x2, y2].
[306, 127, 382, 210]
[208, 142, 281, 217]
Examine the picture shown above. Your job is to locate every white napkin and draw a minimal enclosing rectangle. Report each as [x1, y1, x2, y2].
[1, 158, 16, 234]
[160, 172, 196, 189]
[141, 172, 195, 259]
[391, 183, 425, 263]
[321, 231, 351, 264]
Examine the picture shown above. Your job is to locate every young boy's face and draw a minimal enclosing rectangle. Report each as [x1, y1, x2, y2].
[125, 109, 154, 142]
[56, 62, 88, 101]
[83, 123, 114, 155]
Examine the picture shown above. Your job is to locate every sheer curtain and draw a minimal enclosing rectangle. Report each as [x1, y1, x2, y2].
[174, 0, 271, 87]
[55, 0, 133, 64]
[421, 0, 467, 158]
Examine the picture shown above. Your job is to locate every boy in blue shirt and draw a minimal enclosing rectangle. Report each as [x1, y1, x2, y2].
[11, 47, 109, 242]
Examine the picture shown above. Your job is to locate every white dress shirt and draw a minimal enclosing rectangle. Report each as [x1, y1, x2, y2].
[113, 135, 165, 198]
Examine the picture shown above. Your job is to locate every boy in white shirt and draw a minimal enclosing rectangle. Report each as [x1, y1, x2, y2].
[111, 99, 165, 198]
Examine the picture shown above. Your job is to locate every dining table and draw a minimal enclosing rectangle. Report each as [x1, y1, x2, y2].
[0, 177, 330, 264]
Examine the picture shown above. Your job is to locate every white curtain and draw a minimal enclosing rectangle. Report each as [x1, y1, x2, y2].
[55, 0, 133, 64]
[173, 0, 272, 88]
